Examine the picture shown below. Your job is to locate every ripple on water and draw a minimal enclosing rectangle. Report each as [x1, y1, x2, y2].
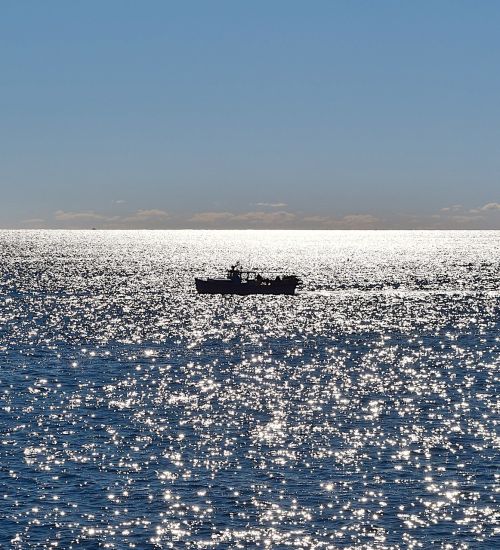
[0, 230, 499, 548]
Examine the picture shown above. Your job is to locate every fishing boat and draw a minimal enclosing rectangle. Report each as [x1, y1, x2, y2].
[195, 263, 300, 295]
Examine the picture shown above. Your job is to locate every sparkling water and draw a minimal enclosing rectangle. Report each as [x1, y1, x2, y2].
[1, 230, 499, 548]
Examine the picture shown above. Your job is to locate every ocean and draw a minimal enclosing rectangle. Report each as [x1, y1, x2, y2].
[0, 230, 498, 548]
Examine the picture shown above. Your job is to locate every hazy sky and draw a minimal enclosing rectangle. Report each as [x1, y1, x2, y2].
[1, 1, 499, 229]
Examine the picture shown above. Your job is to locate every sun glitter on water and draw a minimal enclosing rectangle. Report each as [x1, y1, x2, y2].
[0, 230, 499, 548]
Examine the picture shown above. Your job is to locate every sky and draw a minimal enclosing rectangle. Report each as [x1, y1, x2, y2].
[1, 1, 499, 229]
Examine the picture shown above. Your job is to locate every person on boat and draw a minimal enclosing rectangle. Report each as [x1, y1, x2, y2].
[229, 264, 242, 283]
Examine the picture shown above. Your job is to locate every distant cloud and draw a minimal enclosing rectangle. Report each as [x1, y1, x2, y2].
[463, 202, 500, 214]
[54, 210, 107, 222]
[479, 202, 500, 211]
[121, 209, 169, 223]
[426, 200, 500, 229]
[434, 202, 500, 229]
[190, 210, 380, 229]
[431, 214, 484, 228]
[302, 214, 381, 229]
[113, 199, 126, 205]
[21, 218, 46, 227]
[19, 200, 500, 230]
[22, 218, 45, 224]
[440, 204, 463, 213]
[254, 202, 288, 208]
[52, 209, 170, 228]
[189, 212, 234, 224]
[234, 211, 296, 224]
[190, 210, 297, 227]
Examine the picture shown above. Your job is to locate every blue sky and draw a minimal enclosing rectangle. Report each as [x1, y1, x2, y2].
[1, 1, 499, 228]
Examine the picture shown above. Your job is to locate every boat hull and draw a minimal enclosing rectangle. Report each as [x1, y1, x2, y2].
[195, 278, 297, 295]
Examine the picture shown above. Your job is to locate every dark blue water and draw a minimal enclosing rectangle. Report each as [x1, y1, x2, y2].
[1, 230, 499, 548]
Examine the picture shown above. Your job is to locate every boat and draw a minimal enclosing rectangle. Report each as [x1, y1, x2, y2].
[195, 263, 301, 295]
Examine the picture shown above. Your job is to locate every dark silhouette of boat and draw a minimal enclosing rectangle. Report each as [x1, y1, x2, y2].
[195, 263, 300, 295]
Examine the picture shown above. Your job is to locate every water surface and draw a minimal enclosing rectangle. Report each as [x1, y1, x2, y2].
[1, 230, 499, 548]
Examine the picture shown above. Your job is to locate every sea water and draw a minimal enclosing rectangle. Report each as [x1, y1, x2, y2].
[0, 230, 498, 548]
